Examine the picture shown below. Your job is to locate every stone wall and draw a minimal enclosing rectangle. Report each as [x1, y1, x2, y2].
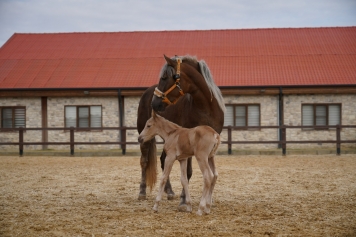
[221, 95, 280, 150]
[0, 97, 42, 150]
[1, 94, 355, 152]
[46, 97, 120, 150]
[284, 94, 356, 149]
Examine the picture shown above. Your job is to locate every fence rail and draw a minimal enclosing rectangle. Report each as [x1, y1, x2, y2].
[1, 125, 355, 156]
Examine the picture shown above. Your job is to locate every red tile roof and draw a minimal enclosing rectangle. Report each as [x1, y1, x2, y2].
[0, 27, 355, 89]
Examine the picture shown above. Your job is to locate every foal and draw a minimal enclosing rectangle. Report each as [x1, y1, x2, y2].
[138, 111, 220, 215]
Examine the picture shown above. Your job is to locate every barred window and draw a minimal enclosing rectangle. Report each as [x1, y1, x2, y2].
[224, 104, 260, 128]
[65, 105, 102, 128]
[0, 107, 26, 128]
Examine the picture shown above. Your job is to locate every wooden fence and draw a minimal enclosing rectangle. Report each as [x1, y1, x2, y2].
[0, 125, 355, 156]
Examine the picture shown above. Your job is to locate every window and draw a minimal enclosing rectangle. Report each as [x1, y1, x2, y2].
[224, 104, 260, 128]
[65, 105, 102, 128]
[0, 107, 26, 128]
[302, 104, 341, 129]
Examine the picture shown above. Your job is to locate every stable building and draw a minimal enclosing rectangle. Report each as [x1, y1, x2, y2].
[0, 27, 355, 153]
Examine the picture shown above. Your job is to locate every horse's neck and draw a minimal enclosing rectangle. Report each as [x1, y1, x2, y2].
[189, 76, 221, 115]
[156, 118, 180, 140]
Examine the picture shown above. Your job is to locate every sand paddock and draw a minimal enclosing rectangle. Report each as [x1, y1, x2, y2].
[0, 155, 355, 237]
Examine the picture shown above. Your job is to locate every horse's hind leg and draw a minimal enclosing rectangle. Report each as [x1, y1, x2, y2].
[160, 151, 175, 200]
[177, 159, 192, 212]
[179, 157, 193, 206]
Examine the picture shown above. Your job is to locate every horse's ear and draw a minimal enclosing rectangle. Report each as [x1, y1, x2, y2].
[164, 54, 177, 67]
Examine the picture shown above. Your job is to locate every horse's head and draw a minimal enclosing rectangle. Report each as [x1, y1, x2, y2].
[138, 110, 160, 144]
[151, 55, 185, 112]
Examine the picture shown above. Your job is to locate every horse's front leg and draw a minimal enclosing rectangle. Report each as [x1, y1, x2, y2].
[160, 151, 175, 200]
[138, 142, 151, 200]
[178, 159, 192, 212]
[179, 157, 193, 206]
[153, 155, 175, 212]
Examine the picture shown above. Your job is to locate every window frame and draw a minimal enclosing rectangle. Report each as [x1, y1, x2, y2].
[301, 103, 342, 130]
[0, 106, 26, 131]
[64, 105, 103, 131]
[224, 104, 261, 130]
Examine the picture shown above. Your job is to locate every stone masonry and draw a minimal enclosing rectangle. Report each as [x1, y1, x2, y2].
[1, 94, 355, 151]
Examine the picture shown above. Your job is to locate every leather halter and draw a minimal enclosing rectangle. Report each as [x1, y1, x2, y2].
[154, 58, 185, 105]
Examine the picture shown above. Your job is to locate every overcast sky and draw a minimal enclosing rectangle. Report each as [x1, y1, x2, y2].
[0, 0, 355, 47]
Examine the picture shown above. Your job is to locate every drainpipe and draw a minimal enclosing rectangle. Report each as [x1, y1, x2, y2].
[278, 87, 284, 149]
[118, 89, 125, 155]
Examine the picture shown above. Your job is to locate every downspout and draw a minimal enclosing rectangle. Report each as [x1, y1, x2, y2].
[278, 87, 284, 149]
[118, 89, 125, 155]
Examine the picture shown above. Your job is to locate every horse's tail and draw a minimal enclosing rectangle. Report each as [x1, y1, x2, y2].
[146, 138, 157, 192]
[209, 133, 221, 158]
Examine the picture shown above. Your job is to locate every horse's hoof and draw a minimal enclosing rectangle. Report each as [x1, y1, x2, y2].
[138, 194, 146, 200]
[177, 204, 191, 212]
[167, 193, 175, 200]
[152, 205, 158, 212]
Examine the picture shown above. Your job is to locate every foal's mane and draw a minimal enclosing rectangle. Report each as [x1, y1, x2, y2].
[159, 55, 226, 113]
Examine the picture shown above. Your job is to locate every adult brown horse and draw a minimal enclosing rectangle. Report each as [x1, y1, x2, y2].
[137, 55, 225, 210]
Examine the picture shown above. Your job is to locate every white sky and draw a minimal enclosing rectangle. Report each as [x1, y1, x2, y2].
[0, 0, 355, 47]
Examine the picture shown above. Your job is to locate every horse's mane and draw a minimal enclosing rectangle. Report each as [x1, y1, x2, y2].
[160, 55, 226, 113]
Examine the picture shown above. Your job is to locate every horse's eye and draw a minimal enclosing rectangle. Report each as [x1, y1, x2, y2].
[161, 77, 167, 81]
[147, 125, 151, 128]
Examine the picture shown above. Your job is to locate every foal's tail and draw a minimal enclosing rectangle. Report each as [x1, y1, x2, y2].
[146, 139, 157, 192]
[209, 133, 221, 158]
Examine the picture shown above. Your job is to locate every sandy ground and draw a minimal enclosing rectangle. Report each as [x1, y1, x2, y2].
[0, 155, 356, 237]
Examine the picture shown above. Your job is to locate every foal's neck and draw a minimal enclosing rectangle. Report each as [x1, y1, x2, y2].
[157, 118, 180, 140]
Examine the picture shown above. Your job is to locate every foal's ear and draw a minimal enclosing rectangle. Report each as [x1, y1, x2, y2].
[164, 54, 177, 67]
[151, 110, 157, 118]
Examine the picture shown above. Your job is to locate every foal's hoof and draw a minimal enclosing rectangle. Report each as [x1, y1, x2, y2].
[138, 194, 146, 200]
[177, 204, 192, 212]
[196, 209, 203, 216]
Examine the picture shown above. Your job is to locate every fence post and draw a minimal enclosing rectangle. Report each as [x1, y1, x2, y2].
[227, 126, 232, 155]
[336, 125, 341, 155]
[281, 125, 286, 156]
[70, 127, 74, 156]
[121, 126, 126, 155]
[19, 127, 24, 156]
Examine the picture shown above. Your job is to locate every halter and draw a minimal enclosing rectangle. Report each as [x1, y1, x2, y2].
[154, 58, 185, 105]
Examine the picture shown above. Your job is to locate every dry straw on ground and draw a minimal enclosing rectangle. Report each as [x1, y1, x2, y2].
[1, 155, 356, 236]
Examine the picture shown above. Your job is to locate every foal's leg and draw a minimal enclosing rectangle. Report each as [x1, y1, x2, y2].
[195, 155, 214, 216]
[160, 151, 175, 200]
[153, 155, 175, 212]
[206, 156, 218, 213]
[178, 159, 192, 212]
[179, 157, 193, 206]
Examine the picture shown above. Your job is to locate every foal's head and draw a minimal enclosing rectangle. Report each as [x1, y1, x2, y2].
[138, 111, 161, 144]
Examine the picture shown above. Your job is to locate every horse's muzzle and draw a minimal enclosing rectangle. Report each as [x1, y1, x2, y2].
[151, 96, 166, 112]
